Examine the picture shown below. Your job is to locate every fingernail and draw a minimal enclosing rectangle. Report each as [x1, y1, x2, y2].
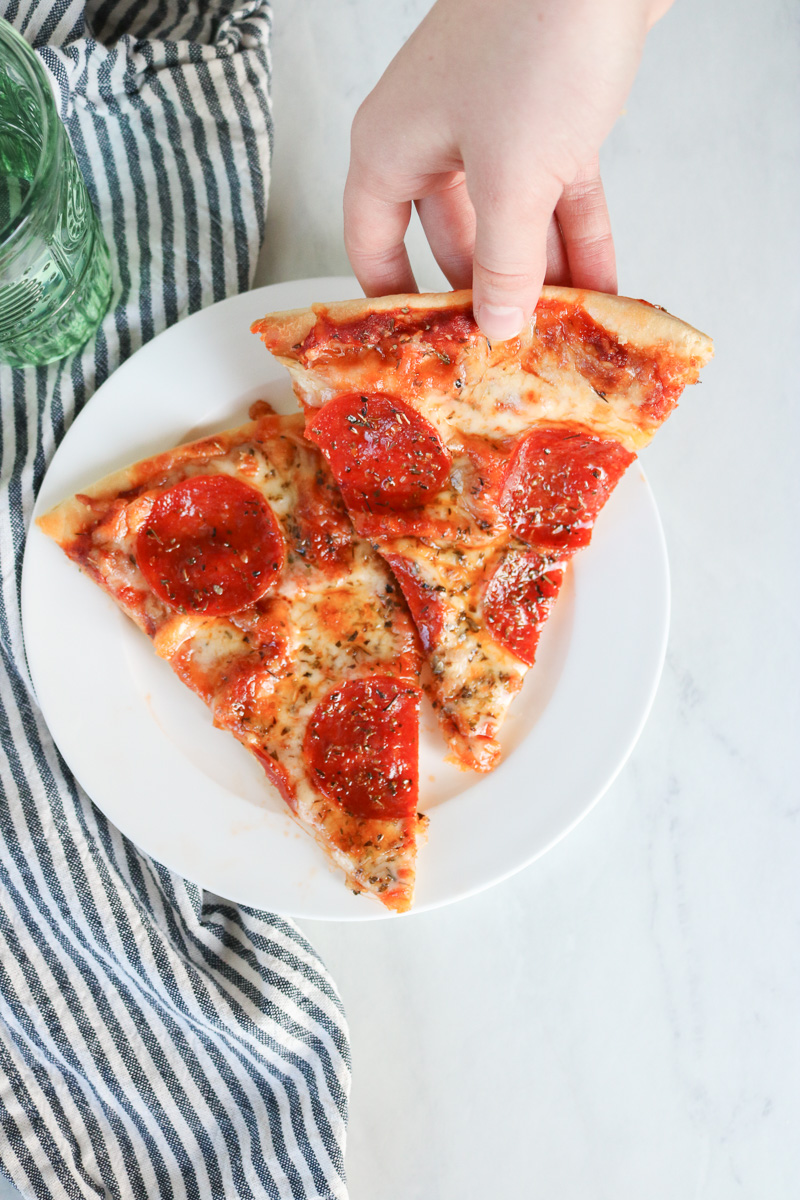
[475, 304, 525, 342]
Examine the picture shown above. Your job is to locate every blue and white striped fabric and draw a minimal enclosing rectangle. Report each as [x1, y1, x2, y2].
[0, 2, 350, 1196]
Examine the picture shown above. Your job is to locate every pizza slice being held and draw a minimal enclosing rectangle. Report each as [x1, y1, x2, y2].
[252, 287, 713, 772]
[38, 410, 425, 912]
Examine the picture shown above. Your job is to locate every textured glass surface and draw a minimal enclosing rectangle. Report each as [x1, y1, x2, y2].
[0, 19, 111, 367]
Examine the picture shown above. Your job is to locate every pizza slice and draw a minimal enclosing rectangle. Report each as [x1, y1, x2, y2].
[37, 410, 426, 912]
[252, 287, 713, 771]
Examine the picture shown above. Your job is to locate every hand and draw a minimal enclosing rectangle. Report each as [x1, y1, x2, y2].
[344, 0, 672, 341]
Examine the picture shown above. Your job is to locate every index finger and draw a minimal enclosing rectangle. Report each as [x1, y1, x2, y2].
[343, 168, 417, 297]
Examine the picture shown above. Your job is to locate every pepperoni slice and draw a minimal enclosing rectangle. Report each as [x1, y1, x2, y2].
[137, 474, 284, 615]
[304, 676, 420, 820]
[293, 471, 354, 569]
[382, 553, 445, 653]
[306, 393, 451, 511]
[251, 747, 296, 813]
[502, 425, 635, 551]
[484, 552, 565, 666]
[455, 435, 511, 534]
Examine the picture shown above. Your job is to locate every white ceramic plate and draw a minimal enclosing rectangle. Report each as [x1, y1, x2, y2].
[22, 276, 670, 920]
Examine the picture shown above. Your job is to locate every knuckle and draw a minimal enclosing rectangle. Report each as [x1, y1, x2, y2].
[470, 160, 561, 221]
[344, 226, 385, 260]
[350, 95, 379, 148]
[562, 205, 613, 248]
[343, 231, 407, 277]
[472, 263, 537, 295]
[349, 120, 398, 188]
[471, 181, 528, 226]
[570, 227, 613, 255]
[569, 156, 602, 184]
[563, 176, 604, 206]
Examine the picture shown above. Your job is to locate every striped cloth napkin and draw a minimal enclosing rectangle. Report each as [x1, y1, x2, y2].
[0, 2, 350, 1197]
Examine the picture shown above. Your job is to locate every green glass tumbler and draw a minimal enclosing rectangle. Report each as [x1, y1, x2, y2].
[0, 18, 112, 368]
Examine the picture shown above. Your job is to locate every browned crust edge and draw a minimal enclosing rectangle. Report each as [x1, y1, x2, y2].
[251, 286, 714, 365]
[36, 412, 307, 548]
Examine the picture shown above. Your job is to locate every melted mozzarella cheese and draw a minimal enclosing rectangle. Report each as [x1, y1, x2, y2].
[292, 350, 653, 451]
[385, 536, 525, 741]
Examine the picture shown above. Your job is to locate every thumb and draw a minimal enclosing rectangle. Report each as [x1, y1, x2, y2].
[470, 176, 562, 342]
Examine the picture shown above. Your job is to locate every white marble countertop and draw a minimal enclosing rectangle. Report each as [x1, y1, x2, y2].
[3, 3, 796, 1199]
[257, 1, 800, 1198]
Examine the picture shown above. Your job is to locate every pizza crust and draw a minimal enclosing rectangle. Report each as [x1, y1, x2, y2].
[252, 286, 713, 366]
[36, 460, 147, 546]
[37, 421, 277, 549]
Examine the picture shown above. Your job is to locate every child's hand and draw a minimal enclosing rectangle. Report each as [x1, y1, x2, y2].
[344, 0, 672, 341]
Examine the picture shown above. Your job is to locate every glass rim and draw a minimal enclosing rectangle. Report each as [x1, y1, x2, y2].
[0, 18, 58, 252]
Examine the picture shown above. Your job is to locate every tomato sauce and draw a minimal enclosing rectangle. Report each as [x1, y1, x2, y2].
[532, 299, 690, 423]
[300, 304, 476, 358]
